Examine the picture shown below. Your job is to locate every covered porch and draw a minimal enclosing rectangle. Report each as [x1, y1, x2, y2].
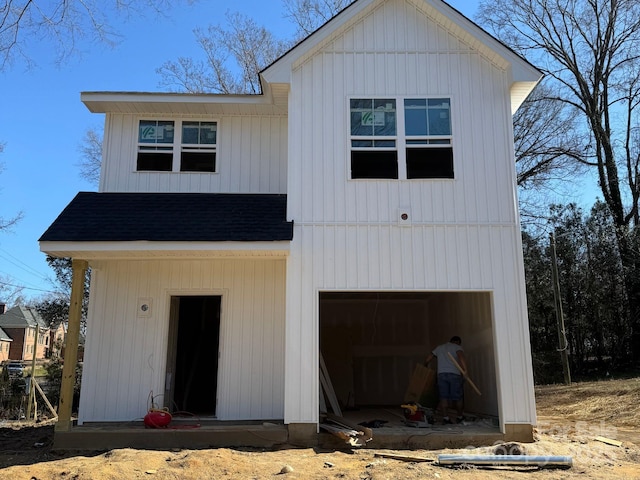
[39, 192, 294, 445]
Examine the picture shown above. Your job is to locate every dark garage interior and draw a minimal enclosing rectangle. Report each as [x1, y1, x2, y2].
[319, 291, 499, 419]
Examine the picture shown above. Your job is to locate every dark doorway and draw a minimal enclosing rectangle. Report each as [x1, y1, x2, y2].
[166, 296, 221, 416]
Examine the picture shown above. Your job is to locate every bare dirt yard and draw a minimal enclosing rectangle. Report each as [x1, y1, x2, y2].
[1, 377, 639, 479]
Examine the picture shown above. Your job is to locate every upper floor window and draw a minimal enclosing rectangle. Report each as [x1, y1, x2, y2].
[349, 97, 453, 180]
[404, 98, 453, 179]
[138, 120, 174, 171]
[350, 99, 398, 179]
[137, 120, 217, 172]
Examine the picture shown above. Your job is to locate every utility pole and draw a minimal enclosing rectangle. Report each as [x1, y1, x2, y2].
[27, 324, 40, 421]
[550, 232, 571, 385]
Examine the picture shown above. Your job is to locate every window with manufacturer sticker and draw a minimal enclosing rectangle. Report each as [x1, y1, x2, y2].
[349, 98, 453, 179]
[137, 120, 217, 172]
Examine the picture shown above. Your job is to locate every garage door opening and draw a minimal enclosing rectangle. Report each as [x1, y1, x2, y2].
[319, 292, 498, 421]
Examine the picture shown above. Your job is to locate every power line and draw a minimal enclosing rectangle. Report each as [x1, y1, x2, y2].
[0, 281, 60, 294]
[0, 248, 50, 281]
[0, 269, 56, 292]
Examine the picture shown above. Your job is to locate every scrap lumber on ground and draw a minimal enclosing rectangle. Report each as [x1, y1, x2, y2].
[320, 413, 373, 447]
[319, 353, 342, 416]
[594, 436, 622, 447]
[374, 452, 434, 462]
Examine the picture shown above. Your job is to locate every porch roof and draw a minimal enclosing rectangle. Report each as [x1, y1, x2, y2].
[39, 192, 294, 243]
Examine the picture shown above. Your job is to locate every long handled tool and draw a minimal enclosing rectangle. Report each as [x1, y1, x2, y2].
[447, 352, 482, 396]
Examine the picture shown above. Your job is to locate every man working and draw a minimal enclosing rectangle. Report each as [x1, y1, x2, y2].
[424, 336, 467, 424]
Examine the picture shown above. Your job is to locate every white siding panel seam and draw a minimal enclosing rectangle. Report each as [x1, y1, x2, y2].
[324, 48, 477, 55]
[293, 221, 520, 227]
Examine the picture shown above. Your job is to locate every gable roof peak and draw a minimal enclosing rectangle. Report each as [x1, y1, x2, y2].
[261, 0, 541, 112]
[0, 305, 47, 329]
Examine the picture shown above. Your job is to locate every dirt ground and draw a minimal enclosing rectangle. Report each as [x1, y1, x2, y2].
[1, 377, 639, 479]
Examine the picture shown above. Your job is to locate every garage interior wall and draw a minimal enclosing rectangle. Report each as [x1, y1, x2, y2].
[319, 291, 497, 418]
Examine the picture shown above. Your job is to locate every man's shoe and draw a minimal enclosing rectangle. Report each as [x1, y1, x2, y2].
[456, 416, 466, 424]
[442, 417, 453, 424]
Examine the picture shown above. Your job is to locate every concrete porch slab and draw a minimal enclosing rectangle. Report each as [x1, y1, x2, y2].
[317, 408, 516, 450]
[53, 410, 529, 451]
[53, 421, 289, 451]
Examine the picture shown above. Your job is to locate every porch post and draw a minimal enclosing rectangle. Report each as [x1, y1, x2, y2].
[55, 259, 87, 432]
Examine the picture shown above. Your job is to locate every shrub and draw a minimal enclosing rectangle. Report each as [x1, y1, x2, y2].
[0, 368, 27, 419]
[44, 358, 82, 412]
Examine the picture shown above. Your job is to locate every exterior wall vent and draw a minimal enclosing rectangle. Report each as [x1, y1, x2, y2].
[398, 207, 412, 226]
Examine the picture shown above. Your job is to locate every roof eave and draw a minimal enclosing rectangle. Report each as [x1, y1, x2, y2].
[81, 90, 276, 114]
[510, 79, 542, 114]
[40, 240, 292, 260]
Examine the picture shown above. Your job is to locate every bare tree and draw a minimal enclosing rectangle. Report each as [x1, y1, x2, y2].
[0, 278, 25, 306]
[479, 0, 640, 359]
[0, 0, 195, 70]
[282, 0, 353, 38]
[514, 82, 585, 189]
[156, 2, 353, 94]
[514, 81, 588, 227]
[77, 127, 103, 187]
[157, 11, 291, 94]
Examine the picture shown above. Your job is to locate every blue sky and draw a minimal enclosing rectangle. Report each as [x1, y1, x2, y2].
[0, 0, 594, 300]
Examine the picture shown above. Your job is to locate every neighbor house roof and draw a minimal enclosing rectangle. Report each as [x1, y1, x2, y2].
[39, 193, 294, 243]
[0, 327, 12, 342]
[0, 306, 47, 329]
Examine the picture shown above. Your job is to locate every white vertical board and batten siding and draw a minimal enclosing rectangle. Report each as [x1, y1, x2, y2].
[285, 0, 535, 427]
[78, 259, 286, 423]
[100, 114, 287, 194]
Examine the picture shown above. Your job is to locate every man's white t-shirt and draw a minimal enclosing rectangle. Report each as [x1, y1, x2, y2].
[432, 342, 463, 375]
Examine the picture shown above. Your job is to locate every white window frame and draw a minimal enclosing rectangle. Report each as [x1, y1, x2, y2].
[348, 96, 453, 180]
[349, 97, 399, 179]
[136, 118, 219, 173]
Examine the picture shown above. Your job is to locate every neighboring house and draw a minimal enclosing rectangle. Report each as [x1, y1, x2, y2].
[0, 304, 11, 362]
[0, 306, 50, 361]
[48, 321, 66, 358]
[39, 0, 541, 445]
[0, 326, 12, 363]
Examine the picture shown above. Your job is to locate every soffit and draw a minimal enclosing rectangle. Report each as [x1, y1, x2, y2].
[82, 90, 288, 115]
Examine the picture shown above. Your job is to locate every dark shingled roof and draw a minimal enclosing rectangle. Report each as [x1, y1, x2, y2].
[0, 306, 47, 329]
[39, 192, 294, 242]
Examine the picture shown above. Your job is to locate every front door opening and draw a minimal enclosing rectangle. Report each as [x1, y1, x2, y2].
[166, 295, 221, 416]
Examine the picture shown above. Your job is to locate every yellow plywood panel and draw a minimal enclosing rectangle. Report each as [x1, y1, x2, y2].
[404, 363, 436, 403]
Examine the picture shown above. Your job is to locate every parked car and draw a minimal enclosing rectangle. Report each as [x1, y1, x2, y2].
[6, 361, 25, 377]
